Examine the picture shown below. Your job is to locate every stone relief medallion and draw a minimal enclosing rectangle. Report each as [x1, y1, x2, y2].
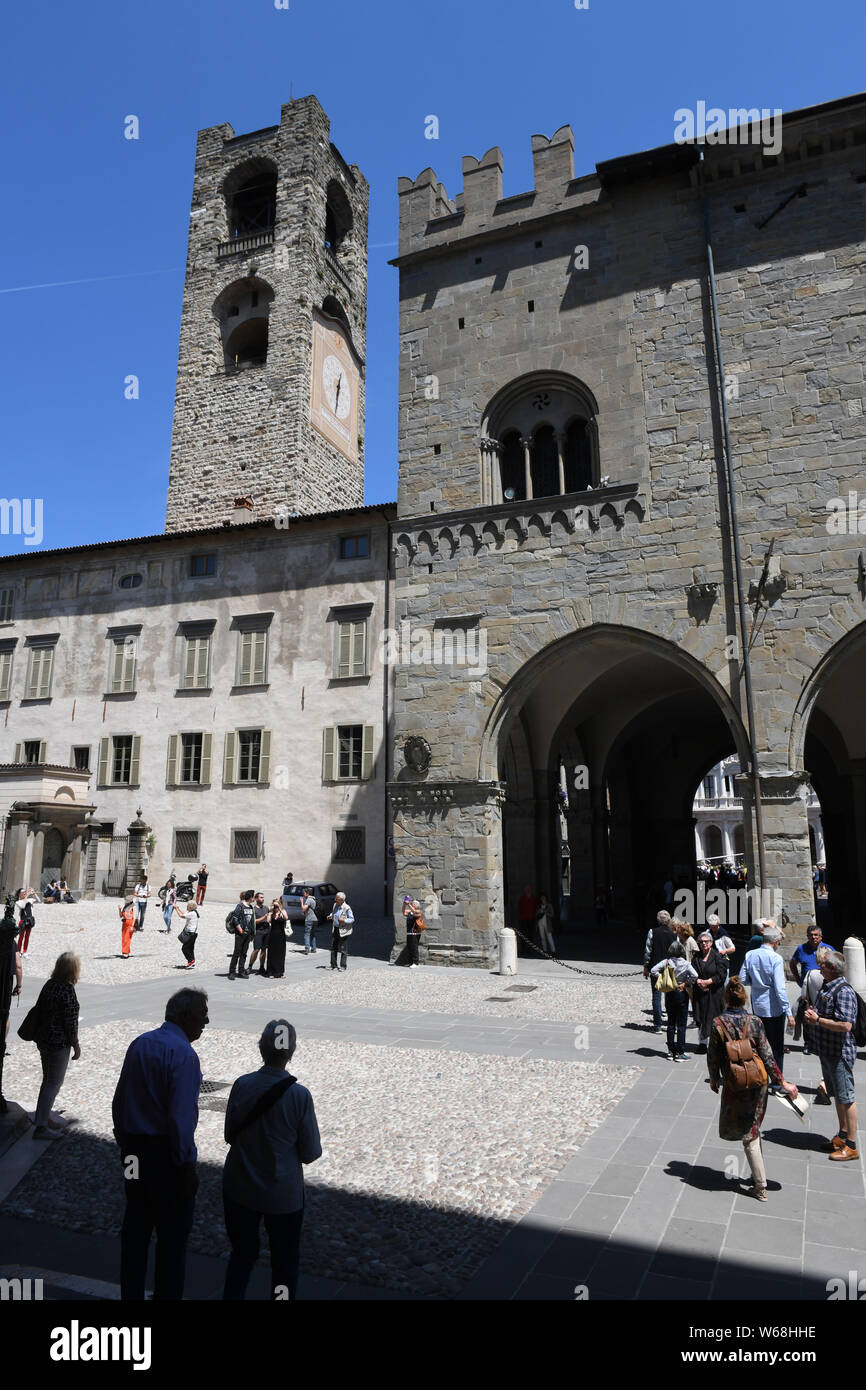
[403, 736, 431, 773]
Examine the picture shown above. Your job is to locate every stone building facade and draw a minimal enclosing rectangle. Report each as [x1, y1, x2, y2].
[388, 95, 866, 965]
[0, 507, 393, 909]
[165, 96, 368, 532]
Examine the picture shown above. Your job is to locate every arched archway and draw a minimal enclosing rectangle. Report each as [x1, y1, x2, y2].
[483, 625, 749, 948]
[791, 623, 866, 931]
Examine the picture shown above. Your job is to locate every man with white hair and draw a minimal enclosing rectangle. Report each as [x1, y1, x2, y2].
[327, 892, 354, 972]
[805, 951, 859, 1161]
[740, 922, 795, 1089]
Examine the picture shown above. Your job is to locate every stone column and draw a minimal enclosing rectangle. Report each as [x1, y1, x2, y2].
[29, 823, 49, 895]
[389, 780, 505, 967]
[520, 437, 532, 502]
[502, 797, 537, 926]
[555, 431, 566, 495]
[0, 812, 33, 897]
[737, 770, 814, 956]
[126, 811, 152, 895]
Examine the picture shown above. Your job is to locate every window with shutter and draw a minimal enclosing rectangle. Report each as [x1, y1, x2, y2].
[237, 729, 262, 782]
[361, 724, 375, 780]
[258, 729, 271, 784]
[166, 733, 179, 785]
[336, 619, 368, 679]
[200, 732, 212, 786]
[223, 730, 238, 785]
[237, 629, 268, 686]
[335, 724, 363, 780]
[183, 635, 210, 689]
[97, 737, 110, 785]
[322, 726, 336, 781]
[0, 649, 12, 701]
[179, 733, 203, 783]
[129, 735, 141, 786]
[0, 588, 14, 622]
[111, 637, 137, 693]
[27, 645, 55, 699]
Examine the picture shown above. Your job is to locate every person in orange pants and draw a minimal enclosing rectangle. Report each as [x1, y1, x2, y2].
[119, 897, 135, 958]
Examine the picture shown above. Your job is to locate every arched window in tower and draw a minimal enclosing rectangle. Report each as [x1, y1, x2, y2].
[480, 371, 600, 506]
[325, 179, 353, 254]
[500, 431, 526, 502]
[223, 160, 277, 241]
[531, 425, 560, 499]
[213, 278, 275, 373]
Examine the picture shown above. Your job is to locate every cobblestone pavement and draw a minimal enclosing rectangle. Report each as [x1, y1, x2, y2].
[3, 1018, 638, 1296]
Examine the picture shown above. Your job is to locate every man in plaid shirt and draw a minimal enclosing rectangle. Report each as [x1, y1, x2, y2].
[805, 951, 859, 1161]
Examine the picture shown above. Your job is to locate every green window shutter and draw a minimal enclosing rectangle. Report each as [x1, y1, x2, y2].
[129, 735, 142, 786]
[0, 651, 12, 701]
[361, 724, 375, 781]
[13, 741, 21, 763]
[38, 741, 47, 763]
[29, 647, 53, 699]
[223, 730, 238, 785]
[337, 623, 351, 679]
[200, 732, 212, 786]
[196, 637, 209, 687]
[238, 631, 252, 685]
[322, 726, 336, 782]
[258, 729, 271, 784]
[351, 620, 367, 677]
[97, 737, 110, 786]
[166, 733, 179, 786]
[40, 647, 54, 698]
[253, 630, 267, 684]
[112, 639, 136, 693]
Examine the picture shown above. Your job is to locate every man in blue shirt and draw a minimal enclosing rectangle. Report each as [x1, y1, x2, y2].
[791, 924, 837, 986]
[740, 924, 795, 1089]
[112, 988, 209, 1300]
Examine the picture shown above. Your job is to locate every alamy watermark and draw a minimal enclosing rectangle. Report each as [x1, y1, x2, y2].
[378, 621, 487, 677]
[673, 884, 783, 927]
[674, 103, 782, 157]
[0, 498, 43, 547]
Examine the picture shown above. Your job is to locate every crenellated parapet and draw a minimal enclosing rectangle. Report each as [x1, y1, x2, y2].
[396, 123, 597, 256]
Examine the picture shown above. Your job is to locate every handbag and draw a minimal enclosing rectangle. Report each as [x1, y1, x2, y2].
[178, 928, 194, 945]
[654, 963, 677, 994]
[717, 1017, 768, 1091]
[18, 983, 48, 1042]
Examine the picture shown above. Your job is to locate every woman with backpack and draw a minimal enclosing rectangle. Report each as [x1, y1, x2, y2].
[708, 975, 799, 1201]
[16, 892, 35, 957]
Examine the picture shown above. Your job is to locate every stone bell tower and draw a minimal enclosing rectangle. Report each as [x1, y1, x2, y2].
[165, 95, 368, 532]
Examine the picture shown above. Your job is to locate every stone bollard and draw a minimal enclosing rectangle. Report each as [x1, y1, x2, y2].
[499, 926, 517, 976]
[844, 937, 866, 996]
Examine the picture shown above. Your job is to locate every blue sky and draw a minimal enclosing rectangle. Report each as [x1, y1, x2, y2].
[1, 0, 863, 553]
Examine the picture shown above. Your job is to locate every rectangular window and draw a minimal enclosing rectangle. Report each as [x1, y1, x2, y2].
[24, 740, 43, 765]
[110, 636, 137, 694]
[98, 734, 141, 787]
[173, 828, 200, 861]
[333, 826, 366, 862]
[232, 828, 260, 861]
[321, 724, 376, 782]
[0, 588, 13, 622]
[238, 729, 262, 782]
[190, 553, 216, 577]
[180, 732, 203, 784]
[339, 534, 369, 559]
[182, 634, 211, 689]
[72, 745, 91, 771]
[26, 644, 55, 700]
[335, 616, 368, 679]
[236, 628, 268, 686]
[112, 735, 133, 784]
[0, 647, 13, 701]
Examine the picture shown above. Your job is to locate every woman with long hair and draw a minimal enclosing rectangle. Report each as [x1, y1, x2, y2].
[266, 899, 289, 978]
[28, 952, 81, 1140]
[708, 975, 799, 1200]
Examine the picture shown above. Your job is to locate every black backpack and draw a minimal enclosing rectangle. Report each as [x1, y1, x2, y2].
[854, 992, 866, 1049]
[225, 907, 240, 935]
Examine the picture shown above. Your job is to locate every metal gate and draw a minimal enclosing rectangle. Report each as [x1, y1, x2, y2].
[103, 835, 129, 896]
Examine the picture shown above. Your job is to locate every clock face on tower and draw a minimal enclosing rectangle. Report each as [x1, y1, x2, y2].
[311, 315, 360, 463]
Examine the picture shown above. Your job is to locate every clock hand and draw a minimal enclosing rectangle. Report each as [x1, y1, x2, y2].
[334, 375, 342, 409]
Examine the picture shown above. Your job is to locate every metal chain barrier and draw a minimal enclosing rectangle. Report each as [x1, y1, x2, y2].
[509, 923, 644, 978]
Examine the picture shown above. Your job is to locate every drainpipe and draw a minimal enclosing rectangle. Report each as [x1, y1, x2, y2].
[379, 509, 392, 918]
[697, 149, 768, 891]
